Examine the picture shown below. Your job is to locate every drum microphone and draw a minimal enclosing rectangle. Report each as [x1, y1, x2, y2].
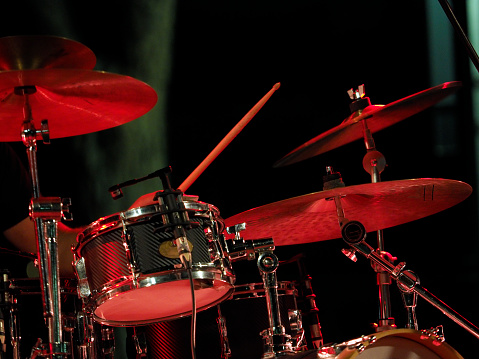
[154, 167, 193, 266]
[109, 166, 195, 265]
[108, 169, 164, 200]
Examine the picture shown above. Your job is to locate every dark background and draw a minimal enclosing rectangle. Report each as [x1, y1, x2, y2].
[1, 1, 479, 358]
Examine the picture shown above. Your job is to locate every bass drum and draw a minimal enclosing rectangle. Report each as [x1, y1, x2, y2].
[74, 196, 235, 326]
[317, 329, 463, 359]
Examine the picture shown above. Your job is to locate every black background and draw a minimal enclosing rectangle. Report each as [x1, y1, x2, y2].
[1, 1, 479, 357]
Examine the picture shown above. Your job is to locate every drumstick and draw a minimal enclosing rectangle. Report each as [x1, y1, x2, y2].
[178, 82, 281, 193]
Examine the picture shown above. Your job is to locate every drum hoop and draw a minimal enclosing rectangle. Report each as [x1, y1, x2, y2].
[233, 281, 297, 299]
[348, 328, 464, 359]
[76, 200, 221, 248]
[8, 277, 77, 295]
[88, 267, 235, 326]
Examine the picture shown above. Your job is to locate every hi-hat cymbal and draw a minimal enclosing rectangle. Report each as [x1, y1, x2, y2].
[0, 68, 157, 141]
[274, 81, 462, 167]
[224, 178, 471, 246]
[0, 35, 96, 70]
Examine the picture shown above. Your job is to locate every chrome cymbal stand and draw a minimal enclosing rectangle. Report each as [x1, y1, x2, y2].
[347, 85, 396, 331]
[18, 86, 72, 358]
[341, 220, 479, 340]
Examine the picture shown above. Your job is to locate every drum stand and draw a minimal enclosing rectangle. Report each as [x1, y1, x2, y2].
[257, 251, 295, 358]
[225, 229, 302, 358]
[19, 88, 72, 358]
[340, 220, 479, 340]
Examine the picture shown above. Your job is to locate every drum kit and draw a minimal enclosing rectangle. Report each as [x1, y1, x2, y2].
[0, 28, 478, 359]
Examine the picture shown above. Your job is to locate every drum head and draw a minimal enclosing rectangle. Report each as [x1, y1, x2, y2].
[93, 274, 233, 326]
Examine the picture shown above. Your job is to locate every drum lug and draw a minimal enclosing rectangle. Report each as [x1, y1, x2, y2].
[120, 213, 139, 284]
[366, 334, 377, 345]
[347, 335, 375, 352]
[73, 257, 91, 298]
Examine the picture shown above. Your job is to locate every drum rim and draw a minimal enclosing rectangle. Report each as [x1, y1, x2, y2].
[88, 266, 235, 326]
[345, 328, 464, 359]
[232, 281, 297, 299]
[75, 199, 221, 248]
[8, 277, 77, 295]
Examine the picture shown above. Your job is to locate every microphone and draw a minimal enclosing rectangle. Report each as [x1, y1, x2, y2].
[154, 167, 193, 266]
[109, 186, 123, 200]
[108, 169, 163, 200]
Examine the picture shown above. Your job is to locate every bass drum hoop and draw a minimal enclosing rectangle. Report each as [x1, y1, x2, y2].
[341, 329, 463, 359]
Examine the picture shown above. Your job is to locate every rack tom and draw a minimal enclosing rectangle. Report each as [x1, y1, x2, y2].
[74, 197, 235, 326]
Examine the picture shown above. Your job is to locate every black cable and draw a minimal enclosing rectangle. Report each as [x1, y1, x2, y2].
[437, 0, 479, 73]
[185, 263, 197, 359]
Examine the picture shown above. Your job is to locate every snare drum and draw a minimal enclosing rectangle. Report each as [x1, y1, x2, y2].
[317, 329, 463, 359]
[74, 198, 235, 326]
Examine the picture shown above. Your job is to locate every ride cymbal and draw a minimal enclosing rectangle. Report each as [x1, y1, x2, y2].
[224, 178, 471, 246]
[0, 35, 96, 70]
[0, 68, 157, 141]
[274, 81, 461, 167]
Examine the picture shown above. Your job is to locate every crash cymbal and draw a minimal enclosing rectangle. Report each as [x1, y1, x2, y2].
[0, 35, 96, 70]
[0, 68, 157, 141]
[224, 178, 471, 246]
[274, 81, 462, 167]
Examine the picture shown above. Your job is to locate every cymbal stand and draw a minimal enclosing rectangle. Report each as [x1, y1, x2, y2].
[340, 220, 479, 340]
[19, 86, 71, 358]
[347, 85, 395, 331]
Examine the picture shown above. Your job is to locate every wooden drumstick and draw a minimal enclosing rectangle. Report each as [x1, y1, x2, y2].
[178, 82, 281, 193]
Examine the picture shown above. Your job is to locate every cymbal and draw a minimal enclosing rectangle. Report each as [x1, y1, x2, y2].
[0, 35, 96, 70]
[0, 68, 157, 141]
[224, 178, 471, 246]
[274, 81, 462, 167]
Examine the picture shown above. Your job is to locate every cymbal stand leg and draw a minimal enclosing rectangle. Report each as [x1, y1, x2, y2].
[257, 251, 294, 358]
[341, 221, 479, 340]
[20, 93, 70, 358]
